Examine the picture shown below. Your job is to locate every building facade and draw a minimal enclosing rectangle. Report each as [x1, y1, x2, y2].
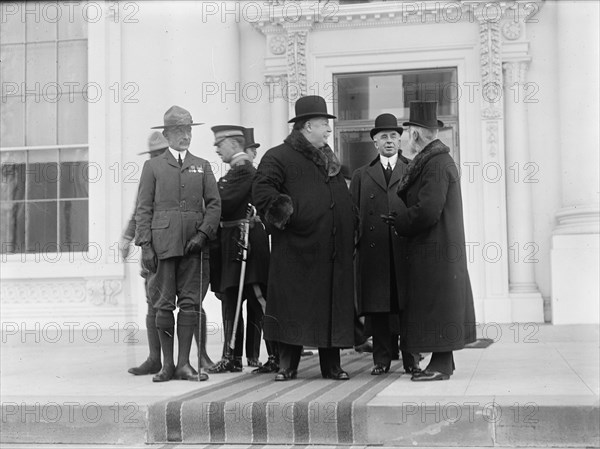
[1, 0, 598, 333]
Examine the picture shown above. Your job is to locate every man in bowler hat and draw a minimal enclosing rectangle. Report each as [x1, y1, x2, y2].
[384, 101, 476, 381]
[351, 113, 419, 375]
[253, 95, 356, 381]
[135, 106, 221, 382]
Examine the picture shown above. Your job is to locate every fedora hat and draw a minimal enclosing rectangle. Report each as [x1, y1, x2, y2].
[151, 105, 203, 129]
[370, 113, 404, 139]
[243, 128, 260, 149]
[138, 131, 169, 155]
[211, 125, 245, 146]
[403, 101, 444, 129]
[288, 95, 336, 123]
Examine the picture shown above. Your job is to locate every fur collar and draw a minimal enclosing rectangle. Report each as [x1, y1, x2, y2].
[398, 139, 450, 194]
[285, 129, 341, 177]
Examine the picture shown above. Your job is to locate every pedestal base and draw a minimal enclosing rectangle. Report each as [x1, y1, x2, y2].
[510, 292, 545, 323]
[551, 233, 600, 324]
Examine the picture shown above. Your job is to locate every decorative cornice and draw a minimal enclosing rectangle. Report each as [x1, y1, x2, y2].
[252, 1, 544, 34]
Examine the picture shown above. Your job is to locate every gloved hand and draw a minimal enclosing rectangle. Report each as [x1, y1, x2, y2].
[185, 232, 208, 255]
[141, 244, 157, 273]
[120, 236, 132, 261]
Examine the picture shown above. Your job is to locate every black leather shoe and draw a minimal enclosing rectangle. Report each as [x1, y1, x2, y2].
[152, 364, 175, 382]
[247, 358, 261, 368]
[274, 368, 297, 381]
[174, 363, 199, 381]
[128, 358, 162, 375]
[323, 369, 350, 380]
[411, 369, 449, 381]
[207, 358, 243, 374]
[371, 363, 390, 375]
[252, 357, 279, 374]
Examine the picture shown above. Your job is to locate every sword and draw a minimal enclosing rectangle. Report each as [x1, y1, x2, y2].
[197, 252, 204, 381]
[229, 204, 256, 351]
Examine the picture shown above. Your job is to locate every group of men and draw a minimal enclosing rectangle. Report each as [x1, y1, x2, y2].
[122, 96, 475, 383]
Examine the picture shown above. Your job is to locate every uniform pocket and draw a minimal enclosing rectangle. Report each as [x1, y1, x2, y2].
[151, 217, 170, 229]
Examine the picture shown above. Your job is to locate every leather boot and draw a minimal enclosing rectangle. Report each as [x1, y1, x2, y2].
[194, 307, 214, 368]
[128, 312, 162, 375]
[176, 309, 208, 381]
[152, 326, 175, 382]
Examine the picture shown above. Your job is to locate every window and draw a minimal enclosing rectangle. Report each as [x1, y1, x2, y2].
[334, 68, 460, 178]
[1, 4, 88, 254]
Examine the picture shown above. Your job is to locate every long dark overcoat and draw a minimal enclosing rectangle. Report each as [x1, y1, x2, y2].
[210, 157, 269, 293]
[252, 130, 355, 348]
[350, 155, 409, 315]
[393, 139, 476, 353]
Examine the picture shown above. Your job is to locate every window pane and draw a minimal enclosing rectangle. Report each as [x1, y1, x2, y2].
[59, 199, 88, 250]
[26, 8, 57, 42]
[59, 7, 87, 40]
[337, 129, 378, 178]
[58, 95, 87, 144]
[26, 94, 57, 145]
[26, 41, 56, 88]
[27, 149, 58, 200]
[0, 10, 25, 44]
[1, 151, 26, 201]
[0, 201, 25, 253]
[1, 96, 25, 147]
[1, 44, 25, 87]
[402, 70, 457, 116]
[58, 40, 87, 86]
[60, 148, 89, 198]
[26, 201, 58, 252]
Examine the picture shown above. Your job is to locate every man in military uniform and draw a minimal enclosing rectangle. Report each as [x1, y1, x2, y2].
[136, 105, 221, 382]
[207, 125, 270, 374]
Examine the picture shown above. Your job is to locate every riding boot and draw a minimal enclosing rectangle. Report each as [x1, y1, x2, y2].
[153, 310, 175, 382]
[175, 309, 207, 380]
[194, 306, 214, 368]
[128, 308, 162, 375]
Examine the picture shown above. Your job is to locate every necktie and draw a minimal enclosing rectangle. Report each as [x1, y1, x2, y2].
[178, 153, 183, 168]
[384, 162, 392, 185]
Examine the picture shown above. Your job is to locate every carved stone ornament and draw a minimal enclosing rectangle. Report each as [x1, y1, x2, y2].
[486, 121, 499, 157]
[86, 279, 122, 306]
[479, 19, 503, 119]
[502, 21, 522, 40]
[269, 34, 287, 55]
[286, 30, 308, 99]
[1, 281, 87, 304]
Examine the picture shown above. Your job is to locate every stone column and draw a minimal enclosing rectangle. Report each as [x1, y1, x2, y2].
[551, 1, 600, 324]
[503, 60, 544, 322]
[265, 74, 290, 147]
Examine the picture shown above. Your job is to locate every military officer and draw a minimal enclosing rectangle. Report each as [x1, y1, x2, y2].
[207, 125, 270, 374]
[136, 105, 221, 382]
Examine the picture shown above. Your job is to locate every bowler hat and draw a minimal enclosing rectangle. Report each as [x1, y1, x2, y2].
[288, 95, 336, 123]
[370, 113, 404, 139]
[243, 128, 260, 149]
[151, 105, 203, 129]
[138, 131, 169, 155]
[403, 101, 444, 129]
[211, 125, 245, 146]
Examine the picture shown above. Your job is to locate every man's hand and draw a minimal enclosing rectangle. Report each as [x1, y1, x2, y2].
[141, 245, 157, 273]
[120, 237, 132, 261]
[380, 211, 398, 227]
[185, 232, 208, 255]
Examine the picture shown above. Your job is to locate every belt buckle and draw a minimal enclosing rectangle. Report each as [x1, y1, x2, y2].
[179, 200, 187, 211]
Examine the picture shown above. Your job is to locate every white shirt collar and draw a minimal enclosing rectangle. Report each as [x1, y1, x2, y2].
[169, 148, 187, 163]
[380, 153, 398, 170]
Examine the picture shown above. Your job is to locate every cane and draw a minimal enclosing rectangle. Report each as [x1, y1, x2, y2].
[229, 205, 255, 351]
[197, 251, 204, 381]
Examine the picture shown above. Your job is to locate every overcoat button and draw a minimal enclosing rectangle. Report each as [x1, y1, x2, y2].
[369, 226, 375, 231]
[369, 194, 375, 199]
[370, 243, 375, 248]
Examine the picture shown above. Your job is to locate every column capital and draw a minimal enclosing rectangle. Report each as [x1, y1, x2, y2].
[502, 60, 530, 85]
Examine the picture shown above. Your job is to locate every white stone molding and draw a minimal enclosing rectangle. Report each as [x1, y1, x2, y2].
[486, 121, 499, 157]
[264, 74, 288, 100]
[501, 20, 522, 40]
[478, 19, 503, 120]
[554, 205, 600, 236]
[286, 30, 309, 99]
[269, 34, 287, 55]
[1, 279, 121, 305]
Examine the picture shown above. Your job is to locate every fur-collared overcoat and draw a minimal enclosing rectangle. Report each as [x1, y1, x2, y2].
[350, 155, 409, 315]
[393, 139, 476, 353]
[252, 130, 356, 348]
